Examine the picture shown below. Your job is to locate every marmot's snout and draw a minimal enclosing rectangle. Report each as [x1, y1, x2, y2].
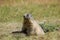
[24, 13, 32, 19]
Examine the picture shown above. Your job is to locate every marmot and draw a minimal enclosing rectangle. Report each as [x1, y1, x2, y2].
[21, 13, 45, 36]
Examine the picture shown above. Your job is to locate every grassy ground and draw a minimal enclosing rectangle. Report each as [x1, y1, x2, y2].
[0, 0, 60, 40]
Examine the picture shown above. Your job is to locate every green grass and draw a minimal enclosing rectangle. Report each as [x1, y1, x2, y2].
[0, 0, 60, 40]
[0, 4, 60, 22]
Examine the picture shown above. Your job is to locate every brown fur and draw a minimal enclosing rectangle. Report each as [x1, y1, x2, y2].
[21, 13, 45, 36]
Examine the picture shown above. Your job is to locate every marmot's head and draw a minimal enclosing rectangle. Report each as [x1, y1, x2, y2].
[23, 13, 33, 20]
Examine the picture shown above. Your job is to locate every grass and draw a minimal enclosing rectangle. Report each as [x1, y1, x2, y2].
[0, 4, 60, 22]
[0, 0, 60, 40]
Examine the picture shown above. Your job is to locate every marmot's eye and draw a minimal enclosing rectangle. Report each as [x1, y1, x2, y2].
[27, 14, 32, 17]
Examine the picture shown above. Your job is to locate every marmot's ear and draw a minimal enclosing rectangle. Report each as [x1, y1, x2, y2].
[23, 13, 27, 18]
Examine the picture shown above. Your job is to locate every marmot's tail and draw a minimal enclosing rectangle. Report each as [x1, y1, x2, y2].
[12, 31, 21, 33]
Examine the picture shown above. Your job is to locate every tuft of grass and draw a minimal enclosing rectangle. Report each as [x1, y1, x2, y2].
[40, 22, 60, 33]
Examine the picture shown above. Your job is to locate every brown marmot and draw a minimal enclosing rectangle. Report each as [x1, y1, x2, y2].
[21, 13, 45, 36]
